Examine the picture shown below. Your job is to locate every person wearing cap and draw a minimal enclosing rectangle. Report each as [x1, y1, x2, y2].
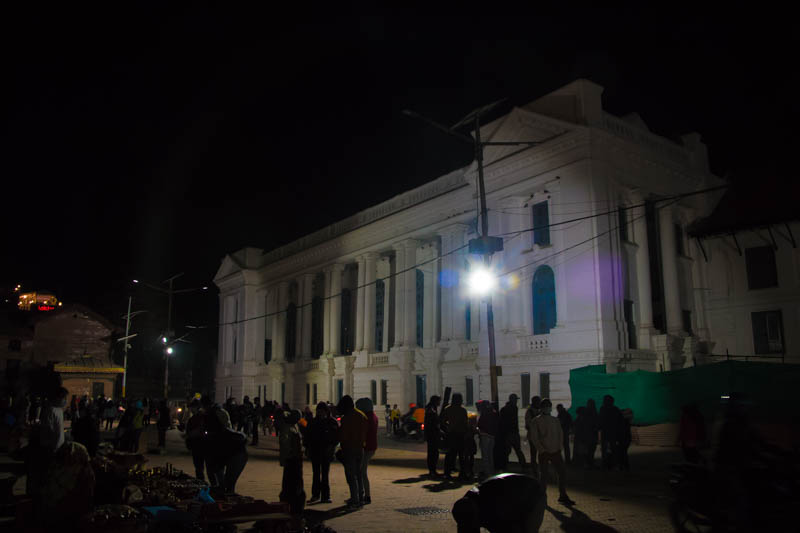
[499, 393, 526, 471]
[530, 398, 574, 505]
[356, 397, 378, 505]
[337, 395, 367, 509]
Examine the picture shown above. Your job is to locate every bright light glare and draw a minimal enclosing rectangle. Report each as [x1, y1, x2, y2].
[162, 336, 168, 344]
[202, 286, 208, 290]
[133, 279, 139, 283]
[467, 267, 497, 296]
[166, 347, 174, 354]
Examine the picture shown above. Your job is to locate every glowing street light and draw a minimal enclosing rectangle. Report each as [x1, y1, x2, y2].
[162, 336, 168, 344]
[467, 267, 497, 296]
[166, 346, 174, 355]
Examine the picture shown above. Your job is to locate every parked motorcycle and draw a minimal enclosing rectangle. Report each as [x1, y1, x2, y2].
[394, 415, 424, 440]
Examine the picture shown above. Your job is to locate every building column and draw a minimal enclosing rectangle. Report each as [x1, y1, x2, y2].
[403, 240, 419, 348]
[631, 195, 654, 348]
[272, 281, 289, 362]
[323, 270, 331, 355]
[329, 264, 345, 355]
[355, 256, 366, 352]
[424, 241, 439, 348]
[301, 274, 314, 358]
[381, 257, 392, 352]
[659, 204, 683, 334]
[450, 227, 469, 340]
[363, 252, 378, 352]
[392, 243, 406, 348]
[438, 231, 454, 340]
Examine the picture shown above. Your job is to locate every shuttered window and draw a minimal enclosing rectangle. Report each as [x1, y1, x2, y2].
[533, 201, 550, 246]
[752, 310, 784, 354]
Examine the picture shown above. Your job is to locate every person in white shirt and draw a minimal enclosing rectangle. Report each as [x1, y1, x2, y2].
[530, 398, 574, 505]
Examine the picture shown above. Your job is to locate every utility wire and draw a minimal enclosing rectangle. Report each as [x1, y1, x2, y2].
[217, 184, 725, 327]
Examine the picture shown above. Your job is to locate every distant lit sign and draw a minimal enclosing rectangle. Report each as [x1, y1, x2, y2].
[37, 305, 56, 311]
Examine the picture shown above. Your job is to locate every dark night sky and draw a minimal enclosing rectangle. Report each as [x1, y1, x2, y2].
[2, 7, 798, 341]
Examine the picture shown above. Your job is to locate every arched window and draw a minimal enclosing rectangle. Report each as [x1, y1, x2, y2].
[532, 265, 556, 335]
[375, 279, 385, 351]
[285, 302, 297, 360]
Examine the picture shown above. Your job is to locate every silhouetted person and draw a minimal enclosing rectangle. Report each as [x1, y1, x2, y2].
[452, 473, 546, 533]
[555, 404, 572, 464]
[277, 409, 305, 515]
[307, 402, 338, 504]
[585, 398, 599, 468]
[71, 403, 100, 457]
[500, 393, 526, 470]
[619, 407, 632, 470]
[477, 400, 499, 480]
[337, 395, 367, 510]
[524, 396, 542, 477]
[678, 403, 706, 464]
[598, 395, 622, 469]
[157, 399, 170, 450]
[572, 407, 592, 467]
[442, 392, 469, 480]
[424, 395, 442, 477]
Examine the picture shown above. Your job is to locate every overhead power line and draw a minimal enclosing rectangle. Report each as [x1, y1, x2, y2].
[216, 184, 726, 328]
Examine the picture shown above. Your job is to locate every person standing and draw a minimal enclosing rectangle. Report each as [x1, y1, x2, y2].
[441, 393, 468, 481]
[390, 404, 400, 434]
[26, 387, 68, 502]
[103, 399, 116, 431]
[337, 395, 367, 510]
[530, 398, 574, 505]
[599, 395, 622, 469]
[619, 407, 633, 471]
[678, 403, 706, 465]
[307, 402, 339, 504]
[384, 404, 392, 436]
[499, 393, 526, 471]
[477, 400, 499, 480]
[157, 399, 171, 452]
[572, 407, 592, 468]
[524, 396, 542, 477]
[278, 410, 305, 515]
[184, 399, 207, 481]
[424, 395, 442, 477]
[356, 398, 378, 505]
[585, 398, 599, 468]
[251, 397, 261, 446]
[556, 404, 573, 464]
[130, 400, 145, 453]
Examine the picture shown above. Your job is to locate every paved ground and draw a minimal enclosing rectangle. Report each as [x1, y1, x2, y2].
[122, 426, 679, 532]
[4, 423, 679, 532]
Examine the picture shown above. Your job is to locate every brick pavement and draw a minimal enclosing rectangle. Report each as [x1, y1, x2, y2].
[138, 428, 678, 532]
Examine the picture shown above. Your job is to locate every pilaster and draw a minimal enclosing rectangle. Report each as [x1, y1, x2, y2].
[363, 252, 379, 352]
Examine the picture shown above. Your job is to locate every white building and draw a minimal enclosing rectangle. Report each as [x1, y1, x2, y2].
[213, 79, 798, 412]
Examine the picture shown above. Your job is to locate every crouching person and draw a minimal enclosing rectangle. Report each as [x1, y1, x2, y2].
[452, 473, 546, 533]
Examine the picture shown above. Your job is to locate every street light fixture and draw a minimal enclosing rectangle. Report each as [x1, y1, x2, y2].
[166, 346, 174, 355]
[467, 266, 498, 296]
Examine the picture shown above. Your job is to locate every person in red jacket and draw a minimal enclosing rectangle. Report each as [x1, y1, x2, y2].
[356, 397, 379, 505]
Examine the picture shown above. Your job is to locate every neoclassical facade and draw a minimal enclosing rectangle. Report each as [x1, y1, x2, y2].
[214, 79, 764, 412]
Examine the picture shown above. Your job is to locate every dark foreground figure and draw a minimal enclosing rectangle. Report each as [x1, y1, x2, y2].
[452, 473, 546, 533]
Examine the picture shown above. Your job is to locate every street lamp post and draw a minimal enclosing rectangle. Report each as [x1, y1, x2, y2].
[404, 102, 563, 404]
[133, 274, 208, 400]
[119, 297, 147, 398]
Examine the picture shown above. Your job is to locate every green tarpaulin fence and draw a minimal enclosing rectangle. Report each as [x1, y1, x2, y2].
[567, 360, 800, 425]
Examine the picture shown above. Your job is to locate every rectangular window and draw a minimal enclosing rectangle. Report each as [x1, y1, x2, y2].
[752, 310, 784, 354]
[313, 383, 318, 404]
[380, 379, 388, 406]
[7, 339, 21, 352]
[682, 309, 693, 335]
[306, 383, 310, 406]
[336, 379, 344, 403]
[370, 380, 377, 404]
[232, 334, 237, 365]
[264, 339, 272, 364]
[624, 299, 637, 349]
[465, 377, 474, 406]
[521, 373, 531, 407]
[745, 246, 778, 290]
[618, 207, 629, 242]
[674, 223, 685, 256]
[539, 373, 550, 399]
[465, 304, 471, 341]
[532, 201, 550, 246]
[281, 382, 286, 405]
[415, 375, 427, 407]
